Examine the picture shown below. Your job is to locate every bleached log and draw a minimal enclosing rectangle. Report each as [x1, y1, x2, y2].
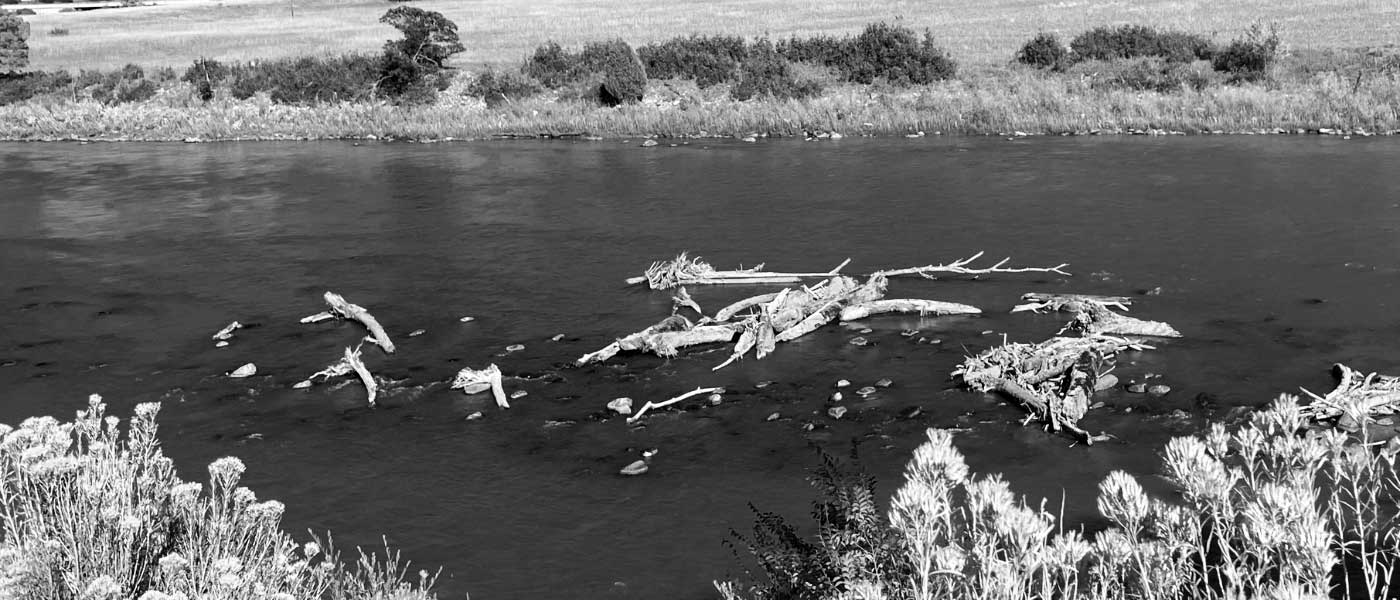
[343, 346, 378, 407]
[1068, 303, 1180, 338]
[300, 311, 334, 324]
[672, 287, 703, 316]
[839, 299, 982, 321]
[874, 251, 1071, 278]
[294, 356, 354, 388]
[713, 325, 757, 371]
[212, 321, 242, 341]
[986, 378, 1103, 445]
[625, 252, 852, 289]
[577, 315, 691, 365]
[714, 292, 780, 322]
[754, 309, 776, 359]
[1299, 363, 1400, 424]
[451, 364, 508, 409]
[636, 326, 738, 358]
[1012, 293, 1132, 313]
[774, 300, 844, 342]
[627, 386, 722, 423]
[322, 292, 396, 353]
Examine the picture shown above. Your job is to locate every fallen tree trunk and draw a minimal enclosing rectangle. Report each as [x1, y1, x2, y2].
[839, 299, 982, 321]
[451, 364, 509, 409]
[714, 292, 780, 322]
[343, 345, 378, 407]
[1069, 303, 1181, 338]
[577, 315, 738, 365]
[1012, 293, 1132, 313]
[625, 252, 851, 289]
[321, 291, 396, 353]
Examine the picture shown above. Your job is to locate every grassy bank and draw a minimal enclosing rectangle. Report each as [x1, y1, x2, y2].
[1, 64, 1397, 141]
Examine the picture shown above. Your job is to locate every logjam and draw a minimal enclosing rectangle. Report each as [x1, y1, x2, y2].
[955, 335, 1154, 444]
[840, 299, 982, 322]
[319, 292, 396, 353]
[451, 364, 509, 409]
[625, 252, 852, 290]
[1300, 363, 1400, 429]
[627, 387, 723, 423]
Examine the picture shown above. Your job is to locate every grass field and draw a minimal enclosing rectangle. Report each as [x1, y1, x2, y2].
[11, 0, 1400, 72]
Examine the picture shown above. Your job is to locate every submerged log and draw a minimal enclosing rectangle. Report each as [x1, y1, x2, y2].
[839, 299, 982, 321]
[321, 292, 396, 353]
[1300, 363, 1400, 427]
[451, 364, 509, 409]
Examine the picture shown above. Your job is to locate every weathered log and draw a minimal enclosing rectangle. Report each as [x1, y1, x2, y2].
[714, 292, 780, 322]
[1012, 293, 1132, 313]
[754, 309, 776, 359]
[1300, 363, 1400, 425]
[322, 292, 396, 353]
[625, 252, 851, 289]
[1069, 303, 1180, 338]
[577, 315, 737, 365]
[343, 345, 378, 407]
[713, 325, 757, 371]
[294, 355, 354, 388]
[212, 321, 242, 341]
[874, 251, 1070, 278]
[672, 287, 703, 316]
[839, 299, 982, 321]
[451, 364, 509, 409]
[986, 378, 1103, 444]
[300, 311, 334, 324]
[627, 386, 722, 423]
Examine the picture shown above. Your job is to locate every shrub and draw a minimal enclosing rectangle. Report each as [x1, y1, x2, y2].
[0, 395, 440, 600]
[47, 27, 68, 37]
[731, 39, 822, 101]
[778, 23, 955, 86]
[1081, 57, 1215, 93]
[637, 35, 747, 87]
[13, 8, 35, 15]
[1016, 32, 1071, 71]
[1071, 25, 1212, 63]
[181, 57, 228, 101]
[77, 64, 155, 105]
[468, 68, 542, 107]
[227, 55, 379, 103]
[522, 41, 578, 88]
[379, 6, 463, 69]
[579, 39, 646, 105]
[0, 69, 71, 105]
[1212, 23, 1280, 82]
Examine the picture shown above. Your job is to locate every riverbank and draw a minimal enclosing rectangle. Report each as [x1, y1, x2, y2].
[2, 66, 1397, 142]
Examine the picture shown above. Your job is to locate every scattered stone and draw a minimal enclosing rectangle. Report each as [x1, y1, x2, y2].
[707, 393, 723, 405]
[212, 321, 242, 341]
[741, 136, 757, 143]
[1090, 401, 1105, 410]
[802, 422, 816, 431]
[830, 392, 843, 402]
[1377, 417, 1395, 426]
[828, 406, 848, 419]
[766, 412, 781, 422]
[1093, 374, 1119, 392]
[543, 420, 574, 428]
[228, 363, 257, 378]
[641, 139, 659, 147]
[755, 380, 773, 389]
[981, 330, 995, 335]
[551, 333, 565, 342]
[215, 341, 229, 348]
[619, 460, 649, 476]
[466, 411, 484, 420]
[510, 390, 528, 400]
[1148, 384, 1171, 396]
[607, 397, 633, 415]
[835, 379, 851, 388]
[898, 406, 922, 419]
[875, 378, 893, 388]
[1144, 287, 1163, 296]
[292, 380, 312, 389]
[856, 386, 877, 397]
[505, 344, 525, 353]
[459, 316, 475, 322]
[859, 328, 873, 334]
[848, 337, 869, 346]
[408, 329, 426, 337]
[1127, 383, 1147, 393]
[900, 329, 920, 337]
[829, 132, 844, 140]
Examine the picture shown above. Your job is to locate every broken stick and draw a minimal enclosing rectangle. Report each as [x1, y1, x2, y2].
[627, 387, 722, 423]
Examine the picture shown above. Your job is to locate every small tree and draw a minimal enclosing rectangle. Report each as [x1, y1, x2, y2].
[379, 6, 463, 69]
[0, 8, 31, 75]
[1016, 32, 1071, 71]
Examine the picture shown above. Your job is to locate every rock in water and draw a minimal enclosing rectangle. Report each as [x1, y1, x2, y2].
[641, 139, 658, 147]
[830, 392, 843, 402]
[619, 460, 649, 476]
[510, 390, 528, 400]
[899, 406, 922, 419]
[707, 393, 723, 405]
[828, 406, 848, 419]
[505, 344, 525, 353]
[228, 363, 257, 378]
[408, 329, 426, 337]
[875, 378, 893, 388]
[1148, 384, 1171, 396]
[607, 397, 633, 415]
[1094, 374, 1119, 392]
[856, 386, 877, 397]
[835, 379, 851, 388]
[292, 380, 312, 389]
[765, 412, 780, 422]
[1127, 383, 1147, 394]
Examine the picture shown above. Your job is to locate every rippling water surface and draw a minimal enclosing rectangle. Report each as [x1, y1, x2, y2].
[2, 137, 1398, 599]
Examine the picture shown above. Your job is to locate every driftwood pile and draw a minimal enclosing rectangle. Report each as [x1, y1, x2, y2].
[956, 294, 1182, 444]
[1301, 363, 1400, 431]
[294, 291, 395, 406]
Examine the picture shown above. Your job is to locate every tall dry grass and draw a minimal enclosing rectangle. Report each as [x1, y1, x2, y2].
[721, 394, 1400, 600]
[0, 395, 439, 600]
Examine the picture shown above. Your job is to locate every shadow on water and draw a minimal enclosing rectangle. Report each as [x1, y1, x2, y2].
[1, 136, 1398, 599]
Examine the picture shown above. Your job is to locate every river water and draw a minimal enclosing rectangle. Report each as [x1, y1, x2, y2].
[1, 137, 1398, 599]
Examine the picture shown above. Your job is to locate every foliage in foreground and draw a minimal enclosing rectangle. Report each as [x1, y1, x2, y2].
[0, 396, 438, 600]
[722, 395, 1400, 600]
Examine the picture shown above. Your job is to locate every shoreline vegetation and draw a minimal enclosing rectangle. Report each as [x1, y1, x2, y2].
[1, 8, 1398, 141]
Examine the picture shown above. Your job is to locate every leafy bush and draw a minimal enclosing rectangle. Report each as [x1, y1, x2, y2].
[0, 396, 439, 600]
[1212, 23, 1280, 82]
[468, 68, 543, 106]
[522, 41, 578, 88]
[0, 70, 71, 105]
[777, 23, 955, 86]
[579, 39, 646, 105]
[1016, 32, 1071, 71]
[0, 8, 30, 75]
[1070, 25, 1213, 63]
[731, 39, 822, 101]
[227, 55, 379, 103]
[1080, 57, 1215, 93]
[379, 6, 463, 69]
[74, 64, 156, 105]
[637, 35, 747, 87]
[181, 57, 227, 101]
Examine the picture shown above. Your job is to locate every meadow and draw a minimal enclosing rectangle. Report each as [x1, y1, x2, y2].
[10, 0, 1399, 71]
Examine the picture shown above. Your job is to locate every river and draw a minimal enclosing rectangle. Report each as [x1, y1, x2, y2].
[1, 136, 1398, 599]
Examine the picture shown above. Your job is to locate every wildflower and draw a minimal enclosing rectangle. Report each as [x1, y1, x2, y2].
[119, 514, 143, 534]
[965, 474, 1015, 520]
[32, 456, 79, 477]
[233, 487, 257, 508]
[213, 557, 243, 574]
[158, 553, 189, 574]
[303, 541, 321, 558]
[933, 546, 966, 573]
[134, 402, 161, 420]
[1205, 422, 1231, 457]
[208, 456, 246, 488]
[904, 428, 969, 485]
[249, 500, 286, 522]
[137, 592, 172, 600]
[216, 572, 242, 588]
[271, 594, 296, 600]
[170, 482, 202, 507]
[1097, 471, 1150, 533]
[82, 575, 121, 599]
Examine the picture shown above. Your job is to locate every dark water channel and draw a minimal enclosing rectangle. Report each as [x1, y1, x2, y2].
[2, 137, 1399, 599]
